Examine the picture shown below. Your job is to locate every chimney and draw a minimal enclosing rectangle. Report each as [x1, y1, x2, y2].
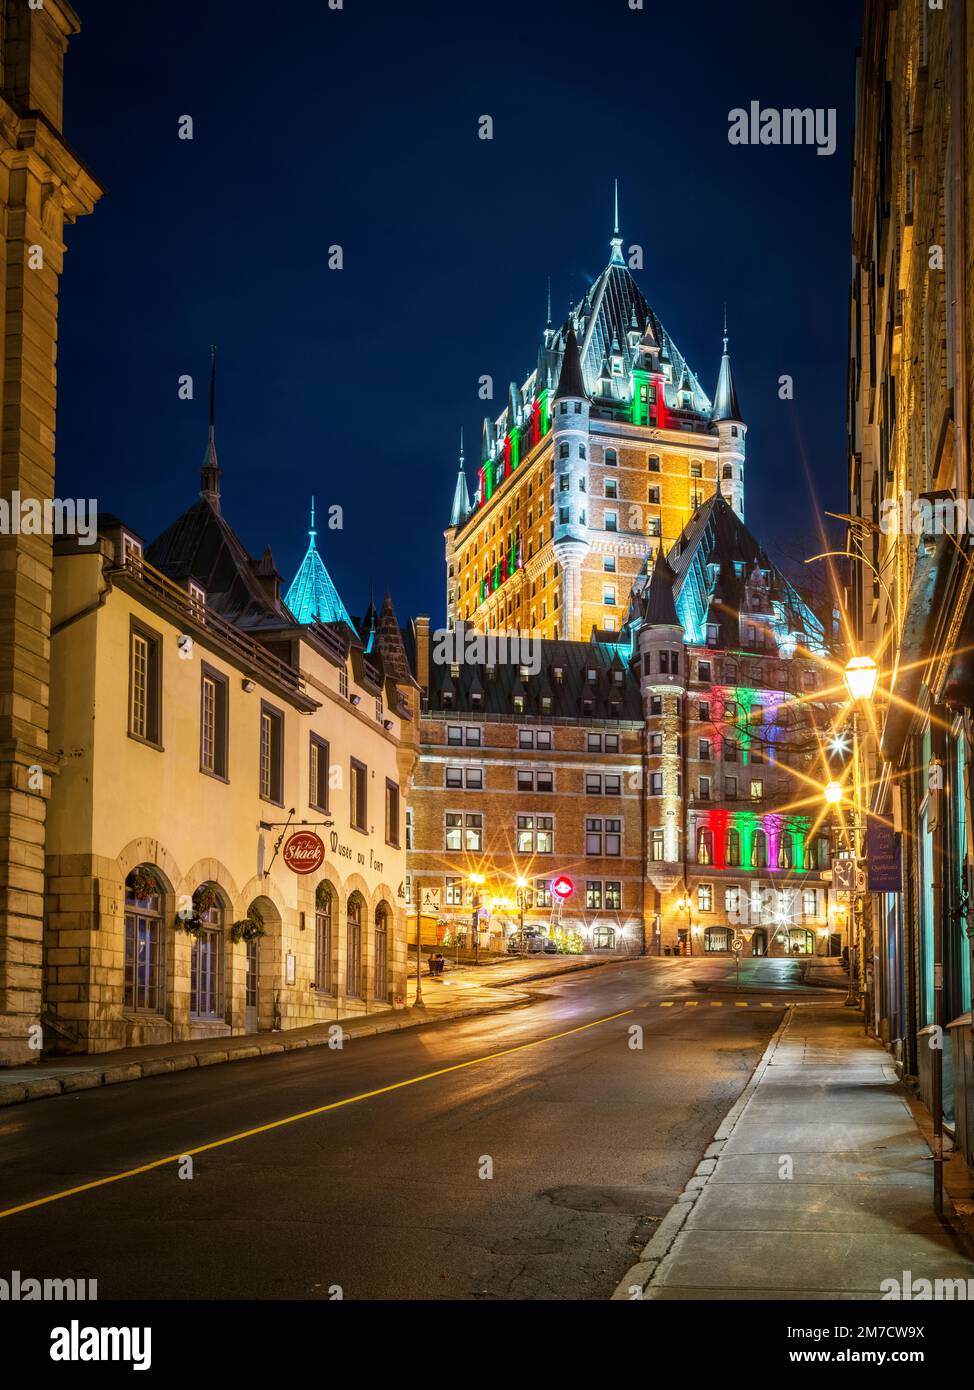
[414, 615, 430, 691]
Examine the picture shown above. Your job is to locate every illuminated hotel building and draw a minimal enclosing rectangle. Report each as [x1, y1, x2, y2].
[445, 211, 746, 645]
[415, 488, 841, 958]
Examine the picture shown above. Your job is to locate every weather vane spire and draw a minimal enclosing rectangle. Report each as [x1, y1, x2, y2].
[309, 495, 316, 539]
[208, 344, 217, 440]
[723, 303, 729, 354]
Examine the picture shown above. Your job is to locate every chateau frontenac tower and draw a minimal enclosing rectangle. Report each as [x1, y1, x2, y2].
[445, 198, 746, 642]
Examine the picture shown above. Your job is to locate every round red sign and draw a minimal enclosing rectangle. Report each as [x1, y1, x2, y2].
[282, 830, 325, 875]
[551, 875, 574, 900]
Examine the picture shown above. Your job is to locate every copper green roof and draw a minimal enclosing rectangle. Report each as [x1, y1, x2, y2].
[284, 499, 353, 627]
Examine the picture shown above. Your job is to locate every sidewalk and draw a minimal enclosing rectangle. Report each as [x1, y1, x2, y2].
[614, 1003, 974, 1300]
[0, 952, 618, 1109]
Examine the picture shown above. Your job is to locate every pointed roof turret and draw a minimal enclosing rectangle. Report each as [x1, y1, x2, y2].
[713, 308, 743, 422]
[376, 592, 415, 686]
[450, 429, 471, 527]
[555, 322, 587, 400]
[284, 497, 354, 628]
[200, 345, 221, 510]
[644, 545, 681, 627]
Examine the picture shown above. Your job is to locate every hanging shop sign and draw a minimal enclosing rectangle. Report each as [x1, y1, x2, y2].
[282, 831, 326, 875]
[551, 875, 575, 901]
[866, 823, 902, 893]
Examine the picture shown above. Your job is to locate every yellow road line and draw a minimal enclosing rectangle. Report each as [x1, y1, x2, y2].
[735, 1002, 749, 1008]
[709, 1001, 723, 1007]
[0, 1008, 632, 1223]
[684, 1000, 699, 1007]
[659, 1001, 675, 1007]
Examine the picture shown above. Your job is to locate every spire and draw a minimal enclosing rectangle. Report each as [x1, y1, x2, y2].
[644, 546, 681, 627]
[609, 178, 625, 267]
[546, 276, 552, 329]
[555, 322, 587, 400]
[713, 310, 743, 423]
[450, 429, 471, 527]
[284, 502, 354, 627]
[200, 345, 221, 510]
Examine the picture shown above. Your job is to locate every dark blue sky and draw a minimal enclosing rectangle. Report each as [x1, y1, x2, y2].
[56, 0, 862, 625]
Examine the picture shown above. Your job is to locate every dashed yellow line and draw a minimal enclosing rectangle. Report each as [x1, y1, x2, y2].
[659, 1001, 675, 1008]
[0, 1008, 632, 1223]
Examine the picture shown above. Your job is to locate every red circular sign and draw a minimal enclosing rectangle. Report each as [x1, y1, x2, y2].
[283, 831, 325, 875]
[551, 875, 574, 900]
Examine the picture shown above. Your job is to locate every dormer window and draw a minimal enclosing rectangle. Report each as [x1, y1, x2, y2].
[553, 667, 564, 683]
[122, 534, 143, 568]
[587, 669, 597, 683]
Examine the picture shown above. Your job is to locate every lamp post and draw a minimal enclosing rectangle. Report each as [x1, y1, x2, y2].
[469, 872, 485, 965]
[515, 875, 528, 937]
[842, 654, 878, 1022]
[413, 876, 423, 1009]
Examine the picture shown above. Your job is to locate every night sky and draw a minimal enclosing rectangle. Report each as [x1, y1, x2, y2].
[55, 0, 863, 626]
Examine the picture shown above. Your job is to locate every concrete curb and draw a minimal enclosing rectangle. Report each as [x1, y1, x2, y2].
[609, 1006, 794, 1301]
[0, 958, 616, 1109]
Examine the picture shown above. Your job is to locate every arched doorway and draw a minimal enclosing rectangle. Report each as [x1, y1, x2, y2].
[789, 928, 815, 956]
[751, 928, 767, 958]
[704, 926, 731, 953]
[188, 882, 228, 1022]
[124, 865, 166, 1014]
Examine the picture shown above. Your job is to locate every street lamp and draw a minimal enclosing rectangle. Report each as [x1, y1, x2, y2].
[469, 872, 485, 964]
[843, 654, 879, 703]
[824, 780, 844, 805]
[676, 893, 694, 957]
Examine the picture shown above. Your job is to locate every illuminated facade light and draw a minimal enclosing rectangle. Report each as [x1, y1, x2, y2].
[843, 654, 878, 702]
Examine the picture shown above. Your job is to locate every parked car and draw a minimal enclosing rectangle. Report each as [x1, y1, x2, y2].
[507, 929, 558, 956]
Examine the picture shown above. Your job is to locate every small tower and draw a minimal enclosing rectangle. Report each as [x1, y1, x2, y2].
[551, 322, 591, 641]
[638, 547, 687, 877]
[284, 498, 354, 627]
[444, 430, 470, 630]
[712, 310, 746, 520]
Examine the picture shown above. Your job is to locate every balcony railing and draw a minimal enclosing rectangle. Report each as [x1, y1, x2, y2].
[115, 553, 306, 695]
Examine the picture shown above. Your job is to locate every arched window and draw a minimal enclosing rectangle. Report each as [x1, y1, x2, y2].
[315, 882, 333, 993]
[593, 924, 616, 950]
[722, 464, 733, 480]
[697, 828, 713, 865]
[189, 882, 224, 1019]
[752, 830, 768, 868]
[124, 867, 164, 1012]
[346, 895, 364, 998]
[778, 836, 793, 869]
[374, 904, 390, 1002]
[814, 835, 831, 870]
[726, 828, 741, 866]
[605, 448, 618, 467]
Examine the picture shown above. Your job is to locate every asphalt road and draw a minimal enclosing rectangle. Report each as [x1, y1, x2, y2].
[0, 958, 789, 1300]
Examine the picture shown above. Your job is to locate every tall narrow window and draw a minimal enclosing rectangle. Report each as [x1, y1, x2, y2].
[374, 905, 389, 1002]
[346, 896, 363, 997]
[129, 621, 161, 744]
[309, 734, 329, 811]
[385, 779, 400, 847]
[189, 888, 224, 1019]
[350, 759, 368, 831]
[124, 868, 164, 1012]
[259, 703, 284, 803]
[200, 665, 228, 778]
[315, 886, 333, 993]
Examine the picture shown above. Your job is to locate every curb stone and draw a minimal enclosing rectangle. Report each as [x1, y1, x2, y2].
[0, 956, 619, 1108]
[609, 1007, 794, 1301]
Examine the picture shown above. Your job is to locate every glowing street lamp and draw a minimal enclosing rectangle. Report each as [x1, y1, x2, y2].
[843, 654, 879, 703]
[824, 781, 844, 805]
[515, 874, 528, 934]
[468, 872, 486, 964]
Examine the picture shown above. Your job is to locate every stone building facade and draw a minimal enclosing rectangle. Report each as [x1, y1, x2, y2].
[848, 0, 974, 1153]
[43, 422, 418, 1055]
[414, 493, 841, 958]
[0, 2, 101, 1065]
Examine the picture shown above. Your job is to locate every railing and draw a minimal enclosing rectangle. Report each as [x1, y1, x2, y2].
[114, 553, 306, 695]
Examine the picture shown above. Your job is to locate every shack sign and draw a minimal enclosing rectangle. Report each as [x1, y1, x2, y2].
[283, 831, 325, 875]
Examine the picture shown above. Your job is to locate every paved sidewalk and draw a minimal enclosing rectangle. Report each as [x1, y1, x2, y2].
[614, 1003, 974, 1300]
[0, 952, 617, 1109]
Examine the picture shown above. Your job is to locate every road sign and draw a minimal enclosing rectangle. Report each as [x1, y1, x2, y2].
[551, 875, 574, 901]
[833, 858, 856, 892]
[421, 887, 441, 911]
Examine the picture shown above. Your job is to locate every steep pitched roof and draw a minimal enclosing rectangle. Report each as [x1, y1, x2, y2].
[284, 526, 353, 628]
[643, 545, 681, 627]
[713, 343, 743, 422]
[554, 322, 586, 399]
[375, 592, 415, 685]
[450, 463, 471, 527]
[146, 497, 293, 631]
